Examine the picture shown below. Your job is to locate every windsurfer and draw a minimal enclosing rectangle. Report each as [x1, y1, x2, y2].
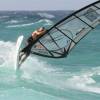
[19, 27, 46, 65]
[27, 27, 46, 44]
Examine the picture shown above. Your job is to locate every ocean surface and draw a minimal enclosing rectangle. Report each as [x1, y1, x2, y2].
[0, 11, 100, 100]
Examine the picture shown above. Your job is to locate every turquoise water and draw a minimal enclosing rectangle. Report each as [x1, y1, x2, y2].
[0, 11, 100, 100]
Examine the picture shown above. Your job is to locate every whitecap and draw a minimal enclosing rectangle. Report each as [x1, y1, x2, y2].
[7, 23, 35, 28]
[65, 67, 100, 94]
[37, 12, 55, 19]
[6, 19, 53, 28]
[38, 19, 54, 26]
[5, 20, 20, 24]
[0, 16, 9, 19]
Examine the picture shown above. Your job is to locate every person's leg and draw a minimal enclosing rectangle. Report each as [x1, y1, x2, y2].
[27, 36, 33, 44]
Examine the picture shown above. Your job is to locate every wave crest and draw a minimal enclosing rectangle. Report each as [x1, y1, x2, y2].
[6, 19, 54, 28]
[37, 12, 55, 19]
[5, 20, 20, 24]
[66, 67, 100, 94]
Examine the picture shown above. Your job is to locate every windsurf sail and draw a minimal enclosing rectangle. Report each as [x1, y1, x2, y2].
[24, 1, 100, 59]
[29, 0, 100, 58]
[30, 1, 100, 58]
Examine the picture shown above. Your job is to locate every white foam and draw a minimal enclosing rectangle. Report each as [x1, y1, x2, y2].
[16, 55, 100, 94]
[5, 20, 20, 24]
[38, 19, 54, 25]
[6, 19, 53, 28]
[1, 40, 100, 94]
[67, 75, 100, 94]
[37, 12, 55, 19]
[0, 56, 4, 66]
[0, 41, 17, 69]
[65, 67, 100, 94]
[7, 23, 35, 28]
[0, 16, 9, 19]
[20, 56, 56, 80]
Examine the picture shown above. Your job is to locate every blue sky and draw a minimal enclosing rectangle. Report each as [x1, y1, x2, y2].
[0, 0, 97, 10]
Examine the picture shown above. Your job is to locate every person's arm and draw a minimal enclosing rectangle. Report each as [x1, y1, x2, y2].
[37, 30, 46, 36]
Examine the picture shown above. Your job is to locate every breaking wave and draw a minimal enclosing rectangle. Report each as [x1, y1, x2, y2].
[0, 41, 16, 69]
[65, 67, 100, 94]
[0, 38, 100, 95]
